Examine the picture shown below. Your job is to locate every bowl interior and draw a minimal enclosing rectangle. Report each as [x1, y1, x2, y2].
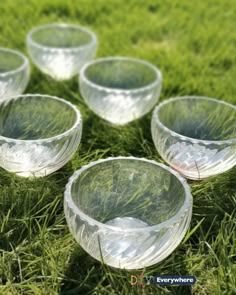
[0, 50, 25, 74]
[0, 95, 77, 140]
[84, 59, 158, 90]
[30, 25, 93, 48]
[71, 159, 186, 227]
[157, 98, 236, 141]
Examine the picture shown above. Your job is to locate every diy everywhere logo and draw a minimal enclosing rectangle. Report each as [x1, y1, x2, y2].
[130, 275, 196, 286]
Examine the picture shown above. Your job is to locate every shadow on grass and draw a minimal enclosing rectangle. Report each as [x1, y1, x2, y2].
[60, 237, 194, 295]
[190, 166, 236, 236]
[59, 246, 106, 295]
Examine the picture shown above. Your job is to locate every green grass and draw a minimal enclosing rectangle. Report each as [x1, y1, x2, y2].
[0, 0, 236, 294]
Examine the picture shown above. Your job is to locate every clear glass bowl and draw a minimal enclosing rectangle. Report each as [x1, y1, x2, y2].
[27, 23, 97, 80]
[152, 96, 236, 179]
[64, 157, 192, 269]
[0, 48, 30, 100]
[0, 94, 82, 177]
[79, 57, 162, 125]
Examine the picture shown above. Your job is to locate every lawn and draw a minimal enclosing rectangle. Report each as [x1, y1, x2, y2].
[0, 0, 235, 294]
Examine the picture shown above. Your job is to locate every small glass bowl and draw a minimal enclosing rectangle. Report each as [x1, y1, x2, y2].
[79, 57, 162, 125]
[27, 23, 97, 80]
[0, 48, 30, 100]
[152, 96, 236, 179]
[0, 94, 82, 177]
[64, 157, 192, 269]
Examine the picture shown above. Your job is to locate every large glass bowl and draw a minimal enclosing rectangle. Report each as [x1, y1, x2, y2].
[0, 48, 30, 100]
[27, 23, 97, 80]
[0, 94, 82, 177]
[79, 57, 162, 125]
[64, 157, 192, 269]
[152, 96, 236, 179]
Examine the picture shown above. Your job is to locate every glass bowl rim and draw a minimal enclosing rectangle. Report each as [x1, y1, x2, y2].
[64, 156, 192, 233]
[79, 56, 162, 93]
[0, 47, 29, 78]
[152, 96, 236, 145]
[0, 94, 82, 143]
[27, 23, 97, 52]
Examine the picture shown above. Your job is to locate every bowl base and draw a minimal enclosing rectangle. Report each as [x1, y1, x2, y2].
[105, 216, 148, 229]
[95, 217, 149, 268]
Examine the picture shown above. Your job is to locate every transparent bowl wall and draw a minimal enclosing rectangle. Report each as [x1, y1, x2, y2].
[64, 157, 192, 269]
[0, 94, 82, 177]
[0, 48, 30, 100]
[79, 57, 162, 125]
[27, 24, 97, 80]
[152, 97, 236, 179]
